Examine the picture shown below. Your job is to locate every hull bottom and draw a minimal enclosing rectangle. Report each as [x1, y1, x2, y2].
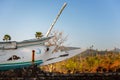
[0, 60, 43, 71]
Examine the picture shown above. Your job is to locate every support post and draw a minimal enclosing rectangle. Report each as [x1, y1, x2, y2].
[32, 50, 35, 63]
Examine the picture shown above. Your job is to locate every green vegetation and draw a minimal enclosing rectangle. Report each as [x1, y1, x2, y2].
[35, 32, 43, 39]
[3, 34, 11, 41]
[41, 50, 120, 74]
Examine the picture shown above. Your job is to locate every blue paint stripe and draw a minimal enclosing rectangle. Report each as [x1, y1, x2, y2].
[0, 60, 42, 65]
[0, 60, 43, 71]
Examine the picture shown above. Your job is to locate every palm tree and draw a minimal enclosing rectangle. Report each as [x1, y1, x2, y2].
[3, 34, 11, 41]
[35, 32, 43, 39]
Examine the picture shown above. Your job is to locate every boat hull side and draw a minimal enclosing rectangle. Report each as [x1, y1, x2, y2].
[0, 60, 43, 71]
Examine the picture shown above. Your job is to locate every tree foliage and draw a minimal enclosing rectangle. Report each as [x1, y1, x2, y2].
[3, 34, 11, 41]
[35, 32, 43, 39]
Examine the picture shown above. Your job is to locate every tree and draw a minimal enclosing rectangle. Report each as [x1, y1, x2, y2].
[45, 30, 68, 53]
[35, 32, 43, 39]
[3, 34, 11, 41]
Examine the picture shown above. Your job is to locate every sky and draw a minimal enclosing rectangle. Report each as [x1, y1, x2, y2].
[0, 0, 120, 50]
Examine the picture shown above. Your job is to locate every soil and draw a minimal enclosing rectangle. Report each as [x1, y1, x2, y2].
[0, 65, 120, 80]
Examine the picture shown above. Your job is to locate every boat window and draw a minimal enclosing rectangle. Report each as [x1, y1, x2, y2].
[59, 54, 69, 57]
[46, 57, 56, 61]
[46, 47, 49, 52]
[7, 55, 21, 61]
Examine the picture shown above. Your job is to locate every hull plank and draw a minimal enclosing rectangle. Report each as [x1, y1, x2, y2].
[0, 60, 43, 71]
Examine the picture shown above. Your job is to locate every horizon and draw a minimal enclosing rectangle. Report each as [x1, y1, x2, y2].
[0, 0, 120, 50]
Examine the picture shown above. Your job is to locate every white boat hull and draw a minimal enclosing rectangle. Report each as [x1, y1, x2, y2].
[0, 45, 83, 71]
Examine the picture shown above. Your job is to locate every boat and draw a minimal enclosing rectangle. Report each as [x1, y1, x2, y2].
[0, 3, 84, 71]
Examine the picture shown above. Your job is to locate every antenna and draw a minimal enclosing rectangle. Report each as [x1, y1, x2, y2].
[45, 2, 67, 37]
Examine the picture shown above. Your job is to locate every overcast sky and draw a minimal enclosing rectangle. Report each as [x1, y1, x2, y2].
[0, 0, 120, 50]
